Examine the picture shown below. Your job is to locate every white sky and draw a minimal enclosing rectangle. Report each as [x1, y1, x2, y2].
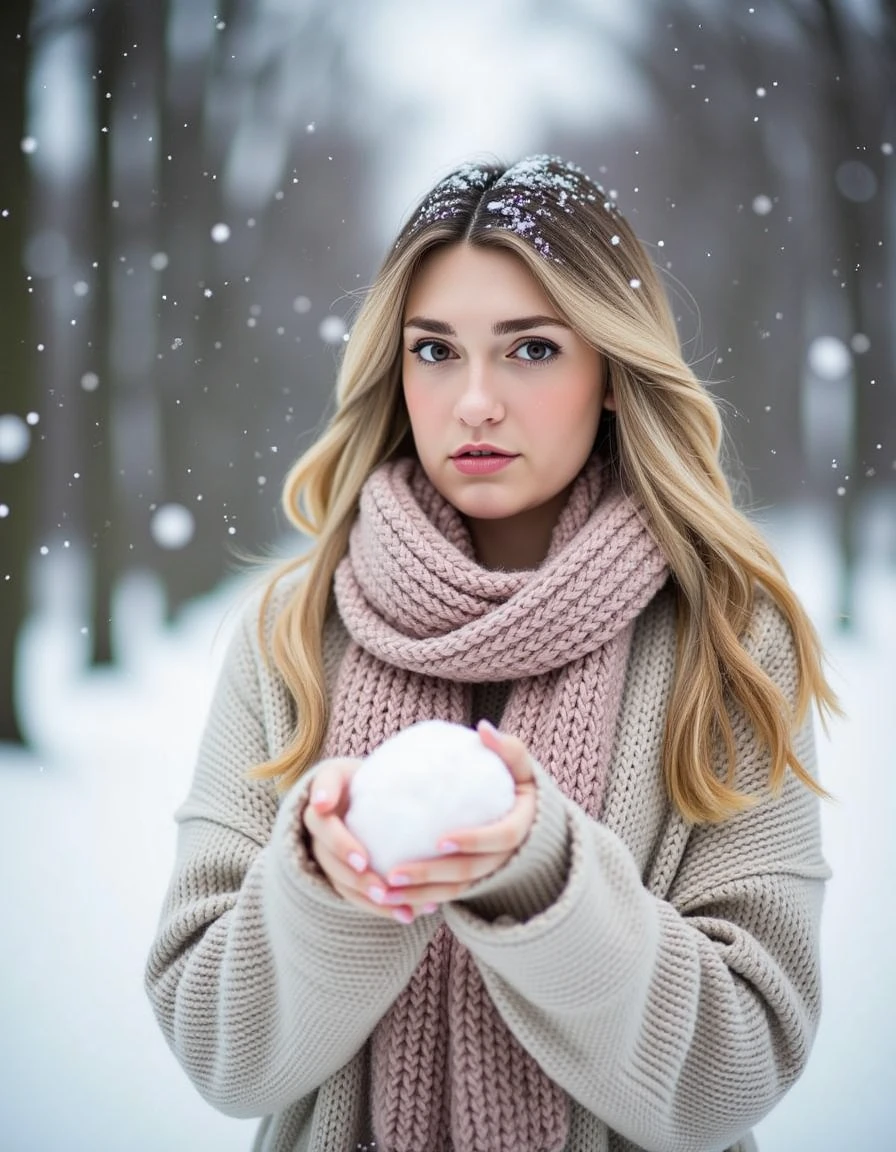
[352, 0, 650, 243]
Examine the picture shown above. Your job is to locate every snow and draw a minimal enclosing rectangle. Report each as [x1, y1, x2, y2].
[150, 503, 196, 550]
[317, 314, 347, 345]
[808, 335, 852, 381]
[1, 504, 893, 1150]
[346, 720, 515, 877]
[0, 414, 31, 463]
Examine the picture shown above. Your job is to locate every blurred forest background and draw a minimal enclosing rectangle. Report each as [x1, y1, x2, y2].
[1, 0, 894, 745]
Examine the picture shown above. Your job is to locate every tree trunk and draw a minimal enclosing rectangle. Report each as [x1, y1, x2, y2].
[85, 0, 125, 664]
[0, 0, 35, 743]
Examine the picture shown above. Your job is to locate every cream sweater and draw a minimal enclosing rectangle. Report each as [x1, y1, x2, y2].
[145, 583, 828, 1152]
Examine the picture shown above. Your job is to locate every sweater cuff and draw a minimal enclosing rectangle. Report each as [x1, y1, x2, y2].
[452, 762, 571, 924]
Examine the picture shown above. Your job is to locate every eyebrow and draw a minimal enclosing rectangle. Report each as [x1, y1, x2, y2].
[403, 314, 569, 336]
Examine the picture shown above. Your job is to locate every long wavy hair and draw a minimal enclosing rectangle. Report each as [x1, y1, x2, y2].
[251, 155, 836, 822]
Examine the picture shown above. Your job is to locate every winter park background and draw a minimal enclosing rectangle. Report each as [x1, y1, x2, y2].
[1, 2, 894, 1150]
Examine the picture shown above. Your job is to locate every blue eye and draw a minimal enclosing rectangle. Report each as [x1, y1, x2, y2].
[513, 339, 559, 363]
[409, 340, 454, 364]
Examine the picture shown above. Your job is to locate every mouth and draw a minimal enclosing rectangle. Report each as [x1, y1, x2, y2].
[450, 448, 517, 459]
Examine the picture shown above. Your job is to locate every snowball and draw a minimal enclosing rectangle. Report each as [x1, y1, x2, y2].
[345, 720, 516, 877]
[752, 194, 773, 216]
[210, 222, 231, 243]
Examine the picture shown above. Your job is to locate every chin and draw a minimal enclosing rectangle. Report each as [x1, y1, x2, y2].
[449, 490, 526, 521]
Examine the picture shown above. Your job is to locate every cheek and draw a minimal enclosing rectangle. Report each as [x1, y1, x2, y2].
[539, 376, 603, 436]
[402, 375, 442, 435]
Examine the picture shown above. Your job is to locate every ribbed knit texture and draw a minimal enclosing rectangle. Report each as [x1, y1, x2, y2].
[145, 528, 829, 1152]
[327, 455, 668, 1152]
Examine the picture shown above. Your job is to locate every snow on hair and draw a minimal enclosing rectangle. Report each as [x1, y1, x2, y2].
[253, 155, 837, 822]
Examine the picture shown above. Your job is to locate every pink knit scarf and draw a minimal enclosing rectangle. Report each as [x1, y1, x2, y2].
[327, 454, 668, 1152]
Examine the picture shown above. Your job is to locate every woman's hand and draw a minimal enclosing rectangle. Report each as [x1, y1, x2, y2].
[302, 758, 424, 925]
[302, 721, 537, 923]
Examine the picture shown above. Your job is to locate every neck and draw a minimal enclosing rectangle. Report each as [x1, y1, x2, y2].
[464, 487, 571, 571]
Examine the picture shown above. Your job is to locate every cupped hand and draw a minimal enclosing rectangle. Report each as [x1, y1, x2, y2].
[302, 721, 537, 924]
[302, 757, 426, 925]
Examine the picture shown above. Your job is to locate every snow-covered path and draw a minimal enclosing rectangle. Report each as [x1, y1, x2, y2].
[1, 504, 893, 1151]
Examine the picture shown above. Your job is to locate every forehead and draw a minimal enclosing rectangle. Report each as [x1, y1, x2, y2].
[405, 244, 554, 315]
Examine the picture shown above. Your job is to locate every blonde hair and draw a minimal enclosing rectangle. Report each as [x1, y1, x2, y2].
[252, 156, 837, 822]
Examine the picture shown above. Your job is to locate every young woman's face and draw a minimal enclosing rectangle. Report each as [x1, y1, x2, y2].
[401, 243, 612, 566]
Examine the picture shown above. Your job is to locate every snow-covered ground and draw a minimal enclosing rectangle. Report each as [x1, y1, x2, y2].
[1, 500, 893, 1151]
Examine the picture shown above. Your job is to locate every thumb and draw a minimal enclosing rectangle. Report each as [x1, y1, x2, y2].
[309, 757, 360, 815]
[476, 719, 535, 785]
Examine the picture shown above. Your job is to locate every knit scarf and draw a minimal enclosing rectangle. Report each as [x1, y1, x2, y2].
[326, 454, 668, 1152]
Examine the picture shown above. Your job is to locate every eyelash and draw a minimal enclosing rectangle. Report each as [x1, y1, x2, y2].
[407, 338, 561, 367]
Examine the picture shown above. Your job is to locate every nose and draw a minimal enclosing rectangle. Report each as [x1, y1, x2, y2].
[453, 363, 505, 426]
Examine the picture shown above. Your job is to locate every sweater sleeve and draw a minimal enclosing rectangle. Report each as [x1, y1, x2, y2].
[144, 598, 439, 1119]
[443, 594, 830, 1152]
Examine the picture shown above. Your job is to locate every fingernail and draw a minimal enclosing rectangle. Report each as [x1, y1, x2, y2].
[367, 885, 386, 905]
[388, 872, 411, 887]
[392, 908, 414, 925]
[348, 852, 367, 874]
[438, 840, 459, 854]
[479, 719, 496, 733]
[422, 902, 439, 914]
[310, 788, 329, 806]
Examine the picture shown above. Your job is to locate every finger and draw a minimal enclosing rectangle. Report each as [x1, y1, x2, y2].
[307, 757, 361, 816]
[313, 838, 378, 898]
[383, 851, 509, 896]
[312, 839, 414, 919]
[333, 879, 415, 921]
[328, 877, 422, 924]
[435, 787, 537, 856]
[476, 720, 536, 784]
[303, 797, 373, 877]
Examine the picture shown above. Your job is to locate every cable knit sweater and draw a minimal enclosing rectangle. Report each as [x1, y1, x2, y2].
[145, 580, 828, 1152]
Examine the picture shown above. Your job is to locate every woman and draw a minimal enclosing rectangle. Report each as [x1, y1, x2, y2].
[146, 155, 835, 1152]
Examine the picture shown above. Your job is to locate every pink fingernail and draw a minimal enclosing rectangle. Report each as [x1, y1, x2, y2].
[392, 908, 414, 925]
[348, 852, 367, 874]
[438, 840, 459, 854]
[388, 872, 411, 887]
[367, 885, 386, 905]
[310, 788, 329, 806]
[422, 902, 439, 914]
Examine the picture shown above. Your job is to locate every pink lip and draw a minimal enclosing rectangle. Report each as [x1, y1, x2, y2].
[451, 443, 515, 458]
[452, 455, 517, 476]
